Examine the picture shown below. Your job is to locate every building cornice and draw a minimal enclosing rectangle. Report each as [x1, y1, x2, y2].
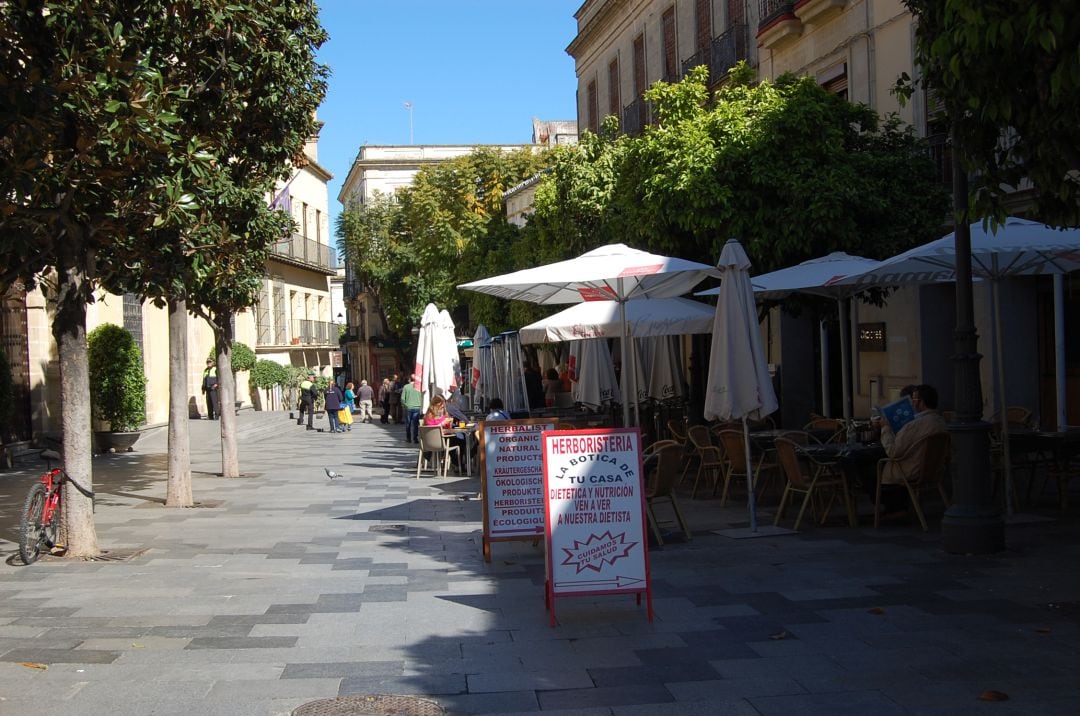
[566, 0, 627, 58]
[304, 158, 333, 182]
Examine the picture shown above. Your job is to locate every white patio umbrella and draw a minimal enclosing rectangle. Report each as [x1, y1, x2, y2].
[471, 324, 492, 411]
[615, 335, 684, 402]
[570, 338, 621, 409]
[704, 239, 780, 532]
[518, 296, 715, 344]
[698, 251, 882, 423]
[490, 331, 530, 414]
[413, 303, 458, 412]
[831, 217, 1080, 514]
[460, 244, 719, 426]
[437, 308, 461, 391]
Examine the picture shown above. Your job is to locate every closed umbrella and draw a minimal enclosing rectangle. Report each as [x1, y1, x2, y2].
[570, 338, 621, 409]
[472, 324, 492, 411]
[413, 303, 458, 412]
[705, 239, 779, 532]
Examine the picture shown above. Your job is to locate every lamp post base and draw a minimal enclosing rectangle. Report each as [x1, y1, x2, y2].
[942, 504, 1004, 554]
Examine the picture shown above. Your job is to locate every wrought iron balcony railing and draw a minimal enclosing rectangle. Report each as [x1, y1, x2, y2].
[681, 25, 749, 84]
[621, 97, 650, 136]
[271, 233, 333, 272]
[288, 319, 336, 346]
[758, 0, 796, 29]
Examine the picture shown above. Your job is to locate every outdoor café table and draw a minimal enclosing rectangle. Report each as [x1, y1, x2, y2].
[798, 442, 886, 489]
[446, 422, 479, 476]
[1007, 428, 1080, 508]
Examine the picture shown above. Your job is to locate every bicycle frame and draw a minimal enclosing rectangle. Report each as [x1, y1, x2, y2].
[39, 468, 63, 525]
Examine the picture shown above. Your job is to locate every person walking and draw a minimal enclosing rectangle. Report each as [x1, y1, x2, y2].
[356, 379, 375, 423]
[389, 373, 403, 423]
[378, 378, 392, 424]
[201, 358, 219, 420]
[324, 381, 345, 433]
[401, 374, 423, 443]
[342, 381, 357, 432]
[298, 371, 316, 430]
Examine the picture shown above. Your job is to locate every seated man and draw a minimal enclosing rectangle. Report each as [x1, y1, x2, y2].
[877, 384, 948, 515]
[485, 398, 511, 422]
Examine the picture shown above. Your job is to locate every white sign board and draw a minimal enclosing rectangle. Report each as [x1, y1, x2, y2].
[480, 419, 556, 561]
[542, 428, 651, 624]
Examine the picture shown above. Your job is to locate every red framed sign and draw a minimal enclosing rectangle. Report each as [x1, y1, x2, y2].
[541, 427, 652, 626]
[479, 418, 557, 561]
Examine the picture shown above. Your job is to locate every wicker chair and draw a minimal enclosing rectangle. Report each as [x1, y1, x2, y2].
[874, 431, 951, 531]
[643, 440, 692, 545]
[773, 438, 854, 530]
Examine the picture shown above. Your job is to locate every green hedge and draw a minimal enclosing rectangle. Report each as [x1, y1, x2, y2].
[250, 359, 291, 390]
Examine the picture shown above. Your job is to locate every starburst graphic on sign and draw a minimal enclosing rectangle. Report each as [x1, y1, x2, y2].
[560, 531, 638, 573]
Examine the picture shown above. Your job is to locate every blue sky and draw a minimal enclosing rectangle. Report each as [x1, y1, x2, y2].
[315, 1, 581, 229]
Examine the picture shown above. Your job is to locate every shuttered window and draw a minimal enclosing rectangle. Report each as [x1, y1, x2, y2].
[608, 58, 620, 117]
[696, 0, 711, 53]
[587, 79, 599, 133]
[662, 7, 677, 81]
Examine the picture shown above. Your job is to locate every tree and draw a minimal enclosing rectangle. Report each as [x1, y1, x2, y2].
[901, 1, 1080, 226]
[0, 1, 326, 544]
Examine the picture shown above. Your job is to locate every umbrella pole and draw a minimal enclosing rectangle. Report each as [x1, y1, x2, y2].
[743, 416, 757, 532]
[837, 297, 852, 426]
[618, 289, 630, 428]
[820, 319, 831, 417]
[1054, 275, 1067, 430]
[991, 280, 1014, 516]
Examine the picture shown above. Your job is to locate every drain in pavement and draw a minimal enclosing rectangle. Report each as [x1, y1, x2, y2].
[291, 694, 444, 716]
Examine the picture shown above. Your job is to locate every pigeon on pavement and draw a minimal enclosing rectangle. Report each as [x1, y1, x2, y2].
[324, 468, 343, 480]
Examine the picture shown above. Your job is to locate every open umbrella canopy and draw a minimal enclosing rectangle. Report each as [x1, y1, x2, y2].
[698, 252, 882, 300]
[831, 217, 1080, 289]
[518, 297, 715, 344]
[458, 243, 719, 304]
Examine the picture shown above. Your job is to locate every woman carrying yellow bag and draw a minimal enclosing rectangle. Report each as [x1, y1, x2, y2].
[339, 381, 356, 432]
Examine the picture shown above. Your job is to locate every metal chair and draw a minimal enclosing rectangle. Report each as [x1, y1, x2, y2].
[716, 429, 778, 506]
[804, 417, 847, 444]
[773, 438, 854, 530]
[643, 441, 692, 545]
[874, 431, 951, 531]
[686, 425, 725, 498]
[416, 425, 459, 479]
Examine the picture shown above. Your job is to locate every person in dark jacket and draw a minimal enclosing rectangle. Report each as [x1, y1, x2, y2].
[324, 381, 345, 433]
[202, 358, 219, 420]
[523, 364, 544, 410]
[298, 371, 316, 430]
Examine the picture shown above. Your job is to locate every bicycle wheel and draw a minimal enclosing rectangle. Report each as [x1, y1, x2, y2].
[19, 483, 48, 565]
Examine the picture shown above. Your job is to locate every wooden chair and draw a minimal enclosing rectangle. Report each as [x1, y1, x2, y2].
[643, 441, 692, 545]
[716, 429, 778, 506]
[874, 431, 951, 530]
[686, 425, 725, 498]
[804, 417, 847, 444]
[416, 425, 459, 479]
[773, 437, 855, 529]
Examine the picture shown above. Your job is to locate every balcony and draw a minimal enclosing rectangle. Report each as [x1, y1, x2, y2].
[757, 1, 803, 50]
[288, 319, 337, 346]
[681, 25, 749, 85]
[794, 0, 847, 26]
[343, 279, 364, 301]
[621, 97, 650, 136]
[270, 233, 334, 273]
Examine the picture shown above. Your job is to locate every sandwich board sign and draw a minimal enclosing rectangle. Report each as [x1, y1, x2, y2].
[541, 427, 651, 625]
[479, 418, 557, 561]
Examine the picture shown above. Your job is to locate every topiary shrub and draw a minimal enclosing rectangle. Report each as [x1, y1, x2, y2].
[88, 324, 146, 432]
[250, 359, 290, 390]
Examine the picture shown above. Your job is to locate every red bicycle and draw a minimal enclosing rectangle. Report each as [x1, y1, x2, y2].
[19, 450, 68, 564]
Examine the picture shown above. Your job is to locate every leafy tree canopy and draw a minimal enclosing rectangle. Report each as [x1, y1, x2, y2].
[902, 0, 1080, 225]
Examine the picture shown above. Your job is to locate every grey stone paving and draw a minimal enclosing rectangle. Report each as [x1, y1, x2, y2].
[0, 411, 1078, 715]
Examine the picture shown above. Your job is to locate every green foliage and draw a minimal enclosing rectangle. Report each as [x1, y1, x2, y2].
[87, 323, 146, 432]
[228, 342, 256, 373]
[0, 347, 14, 438]
[530, 63, 948, 276]
[903, 0, 1080, 225]
[336, 147, 546, 337]
[249, 359, 290, 390]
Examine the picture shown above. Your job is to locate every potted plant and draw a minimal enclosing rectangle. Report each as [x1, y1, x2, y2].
[88, 323, 146, 452]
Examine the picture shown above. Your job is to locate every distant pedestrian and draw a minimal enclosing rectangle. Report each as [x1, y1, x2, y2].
[202, 358, 219, 420]
[324, 381, 345, 433]
[378, 377, 392, 424]
[389, 373, 403, 424]
[401, 374, 423, 443]
[356, 379, 375, 423]
[341, 381, 357, 432]
[298, 371, 316, 430]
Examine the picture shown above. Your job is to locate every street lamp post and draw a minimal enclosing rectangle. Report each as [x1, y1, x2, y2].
[403, 101, 413, 144]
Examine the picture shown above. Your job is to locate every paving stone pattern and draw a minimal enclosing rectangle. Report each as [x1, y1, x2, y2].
[1, 413, 1079, 715]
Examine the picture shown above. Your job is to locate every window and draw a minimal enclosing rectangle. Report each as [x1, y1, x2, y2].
[696, 0, 712, 53]
[633, 33, 646, 97]
[662, 7, 678, 81]
[818, 62, 848, 99]
[608, 58, 620, 118]
[587, 79, 599, 133]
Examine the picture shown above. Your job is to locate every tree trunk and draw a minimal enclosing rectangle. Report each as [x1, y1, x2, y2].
[166, 297, 192, 506]
[53, 263, 100, 557]
[216, 314, 239, 477]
